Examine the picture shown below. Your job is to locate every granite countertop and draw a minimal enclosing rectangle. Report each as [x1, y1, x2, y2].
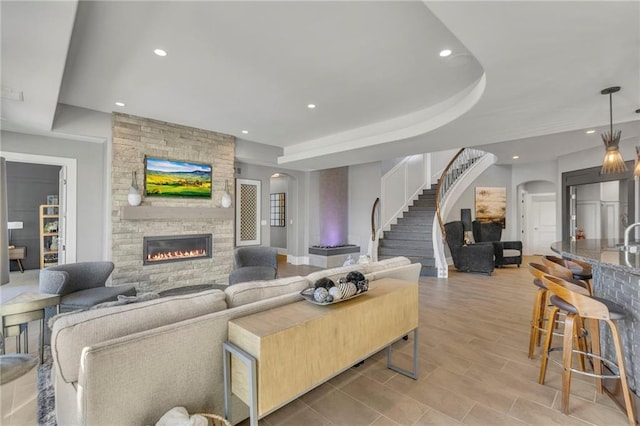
[551, 239, 640, 275]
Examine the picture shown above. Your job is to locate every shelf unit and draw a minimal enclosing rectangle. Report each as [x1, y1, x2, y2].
[39, 204, 59, 268]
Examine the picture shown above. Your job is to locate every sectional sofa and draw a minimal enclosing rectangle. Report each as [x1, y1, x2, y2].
[49, 257, 421, 425]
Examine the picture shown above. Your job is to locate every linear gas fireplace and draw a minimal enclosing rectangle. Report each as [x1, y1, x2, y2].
[143, 234, 212, 265]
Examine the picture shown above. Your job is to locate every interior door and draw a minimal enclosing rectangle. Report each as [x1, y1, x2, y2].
[236, 179, 261, 246]
[527, 193, 557, 255]
[58, 167, 67, 265]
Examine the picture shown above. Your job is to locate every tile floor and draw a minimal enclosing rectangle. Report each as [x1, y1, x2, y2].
[1, 258, 635, 425]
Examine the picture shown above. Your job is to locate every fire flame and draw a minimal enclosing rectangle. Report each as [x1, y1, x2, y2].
[147, 249, 206, 262]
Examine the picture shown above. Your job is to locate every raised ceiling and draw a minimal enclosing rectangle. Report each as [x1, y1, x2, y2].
[1, 1, 639, 170]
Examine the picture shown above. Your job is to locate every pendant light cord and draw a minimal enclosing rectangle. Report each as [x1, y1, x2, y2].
[609, 92, 613, 136]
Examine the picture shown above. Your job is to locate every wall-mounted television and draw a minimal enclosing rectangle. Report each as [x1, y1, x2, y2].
[144, 156, 212, 198]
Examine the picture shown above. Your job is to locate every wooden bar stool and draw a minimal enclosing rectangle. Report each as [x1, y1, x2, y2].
[539, 274, 635, 425]
[526, 262, 589, 359]
[542, 255, 593, 295]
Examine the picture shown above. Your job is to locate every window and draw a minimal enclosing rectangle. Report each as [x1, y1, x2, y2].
[270, 193, 285, 227]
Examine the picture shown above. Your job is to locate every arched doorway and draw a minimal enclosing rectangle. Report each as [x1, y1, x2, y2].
[269, 173, 292, 253]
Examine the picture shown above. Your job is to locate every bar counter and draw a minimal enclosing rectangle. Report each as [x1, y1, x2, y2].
[551, 239, 639, 412]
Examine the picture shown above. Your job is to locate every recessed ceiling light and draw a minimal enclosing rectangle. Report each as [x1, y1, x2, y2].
[241, 130, 249, 134]
[154, 48, 167, 57]
[512, 155, 519, 160]
[115, 101, 125, 107]
[307, 104, 316, 109]
[439, 49, 452, 57]
[586, 129, 596, 134]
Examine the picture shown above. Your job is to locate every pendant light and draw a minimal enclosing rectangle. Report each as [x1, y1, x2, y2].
[600, 86, 626, 174]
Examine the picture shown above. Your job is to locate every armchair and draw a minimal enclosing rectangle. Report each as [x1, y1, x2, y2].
[444, 221, 494, 275]
[228, 246, 278, 284]
[472, 220, 523, 268]
[39, 261, 136, 342]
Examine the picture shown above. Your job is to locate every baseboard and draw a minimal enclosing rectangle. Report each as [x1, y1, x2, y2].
[286, 255, 309, 265]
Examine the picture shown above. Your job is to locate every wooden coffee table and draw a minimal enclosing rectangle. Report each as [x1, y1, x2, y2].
[1, 292, 60, 362]
[223, 277, 419, 426]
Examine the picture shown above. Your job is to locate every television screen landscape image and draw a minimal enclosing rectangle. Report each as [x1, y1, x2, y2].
[144, 157, 212, 198]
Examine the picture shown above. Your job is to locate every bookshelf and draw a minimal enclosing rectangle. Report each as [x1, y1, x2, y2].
[39, 204, 59, 268]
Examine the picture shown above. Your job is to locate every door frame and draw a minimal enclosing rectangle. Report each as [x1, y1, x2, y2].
[0, 151, 77, 264]
[524, 192, 556, 255]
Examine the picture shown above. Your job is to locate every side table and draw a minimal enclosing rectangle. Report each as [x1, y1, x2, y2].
[8, 246, 26, 273]
[1, 292, 60, 363]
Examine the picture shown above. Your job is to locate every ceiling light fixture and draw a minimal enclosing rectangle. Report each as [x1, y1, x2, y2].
[115, 101, 125, 107]
[585, 130, 596, 134]
[600, 86, 626, 174]
[512, 155, 519, 159]
[634, 146, 640, 178]
[154, 48, 167, 57]
[439, 49, 452, 57]
[241, 130, 249, 134]
[307, 104, 316, 109]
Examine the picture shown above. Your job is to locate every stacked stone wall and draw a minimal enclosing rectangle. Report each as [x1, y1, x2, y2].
[112, 113, 235, 293]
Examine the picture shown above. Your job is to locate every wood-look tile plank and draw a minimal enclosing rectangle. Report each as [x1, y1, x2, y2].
[340, 374, 429, 425]
[461, 403, 527, 425]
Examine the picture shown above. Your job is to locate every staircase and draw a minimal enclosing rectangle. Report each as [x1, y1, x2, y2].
[378, 185, 438, 276]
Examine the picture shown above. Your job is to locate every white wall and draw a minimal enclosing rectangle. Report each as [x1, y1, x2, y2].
[1, 130, 106, 261]
[445, 164, 516, 239]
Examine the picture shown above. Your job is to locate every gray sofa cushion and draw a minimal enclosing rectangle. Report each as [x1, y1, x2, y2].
[60, 285, 137, 311]
[52, 289, 227, 383]
[224, 276, 309, 308]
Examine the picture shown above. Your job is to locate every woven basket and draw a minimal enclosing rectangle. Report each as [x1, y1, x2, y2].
[195, 413, 231, 426]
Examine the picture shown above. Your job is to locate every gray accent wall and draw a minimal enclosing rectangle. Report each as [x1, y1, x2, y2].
[6, 162, 61, 270]
[1, 130, 107, 262]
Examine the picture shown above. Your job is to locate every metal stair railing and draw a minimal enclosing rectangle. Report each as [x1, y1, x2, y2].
[435, 148, 486, 237]
[433, 147, 493, 278]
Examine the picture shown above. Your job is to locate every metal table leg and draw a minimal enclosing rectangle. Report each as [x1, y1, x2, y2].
[223, 342, 258, 426]
[387, 328, 419, 379]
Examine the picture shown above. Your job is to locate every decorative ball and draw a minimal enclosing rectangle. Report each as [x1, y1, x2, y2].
[329, 286, 343, 300]
[338, 282, 357, 298]
[346, 271, 365, 284]
[313, 287, 329, 302]
[355, 279, 369, 293]
[314, 277, 335, 289]
[324, 295, 334, 303]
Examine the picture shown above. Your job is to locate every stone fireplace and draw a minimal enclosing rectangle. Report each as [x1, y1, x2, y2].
[111, 113, 235, 293]
[143, 234, 212, 265]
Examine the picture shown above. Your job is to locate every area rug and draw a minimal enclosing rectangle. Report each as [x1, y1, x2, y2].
[37, 345, 56, 426]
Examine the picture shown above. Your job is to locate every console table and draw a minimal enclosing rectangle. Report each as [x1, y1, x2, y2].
[223, 277, 419, 426]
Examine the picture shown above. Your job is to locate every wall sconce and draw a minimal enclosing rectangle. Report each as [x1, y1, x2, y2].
[600, 86, 627, 174]
[634, 146, 640, 177]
